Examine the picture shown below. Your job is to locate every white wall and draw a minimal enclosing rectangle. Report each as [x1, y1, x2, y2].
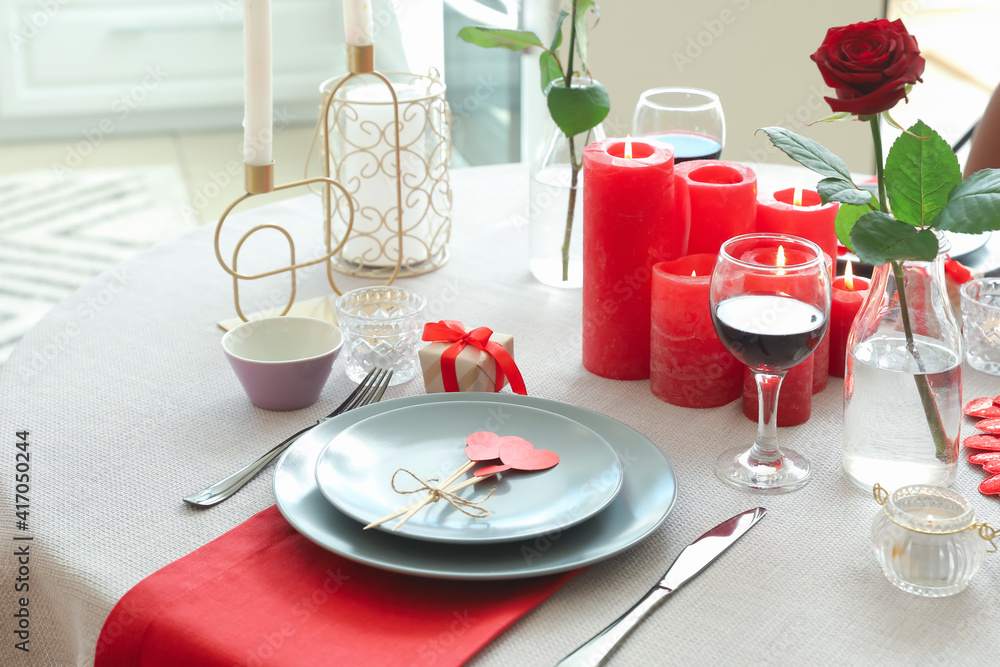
[546, 0, 885, 174]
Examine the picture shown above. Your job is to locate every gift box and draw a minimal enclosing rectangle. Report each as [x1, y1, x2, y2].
[419, 320, 526, 394]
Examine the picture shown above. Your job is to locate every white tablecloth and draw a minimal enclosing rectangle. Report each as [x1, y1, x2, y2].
[2, 163, 997, 667]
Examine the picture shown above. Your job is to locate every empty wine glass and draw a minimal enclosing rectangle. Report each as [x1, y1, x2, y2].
[710, 233, 831, 492]
[632, 87, 725, 163]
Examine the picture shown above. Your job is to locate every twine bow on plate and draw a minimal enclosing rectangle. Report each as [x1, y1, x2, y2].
[378, 468, 497, 531]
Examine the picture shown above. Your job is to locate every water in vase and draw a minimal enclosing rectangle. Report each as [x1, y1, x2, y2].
[843, 334, 961, 490]
[529, 165, 584, 288]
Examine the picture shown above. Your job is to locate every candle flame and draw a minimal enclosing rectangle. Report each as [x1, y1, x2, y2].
[844, 260, 855, 291]
[624, 135, 633, 160]
[691, 270, 697, 277]
[793, 187, 803, 206]
[776, 245, 786, 275]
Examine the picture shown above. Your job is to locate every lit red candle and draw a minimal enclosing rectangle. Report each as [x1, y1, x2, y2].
[675, 160, 757, 256]
[582, 138, 682, 380]
[650, 254, 741, 407]
[756, 189, 838, 395]
[738, 244, 815, 426]
[829, 261, 869, 378]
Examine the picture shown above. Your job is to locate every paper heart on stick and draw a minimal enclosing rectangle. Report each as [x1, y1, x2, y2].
[464, 431, 504, 461]
[474, 436, 559, 476]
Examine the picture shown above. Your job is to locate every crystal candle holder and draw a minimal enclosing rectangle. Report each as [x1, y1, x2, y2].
[335, 286, 426, 386]
[871, 484, 994, 597]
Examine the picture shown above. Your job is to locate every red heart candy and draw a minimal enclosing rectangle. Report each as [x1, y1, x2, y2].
[474, 463, 511, 477]
[965, 397, 1000, 419]
[498, 437, 559, 471]
[983, 460, 1000, 474]
[980, 474, 1000, 495]
[465, 431, 503, 461]
[969, 452, 1000, 465]
[964, 434, 1000, 451]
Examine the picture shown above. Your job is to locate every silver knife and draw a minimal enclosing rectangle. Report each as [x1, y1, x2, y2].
[555, 507, 767, 667]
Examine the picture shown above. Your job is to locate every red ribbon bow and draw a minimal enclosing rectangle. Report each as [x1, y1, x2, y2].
[422, 320, 527, 395]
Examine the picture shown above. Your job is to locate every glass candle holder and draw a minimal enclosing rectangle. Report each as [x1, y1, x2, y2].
[335, 286, 427, 386]
[870, 484, 995, 597]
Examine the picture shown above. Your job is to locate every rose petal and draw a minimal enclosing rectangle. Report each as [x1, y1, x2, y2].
[969, 451, 1000, 465]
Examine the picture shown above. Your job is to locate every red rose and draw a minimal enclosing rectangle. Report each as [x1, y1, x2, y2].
[810, 19, 925, 116]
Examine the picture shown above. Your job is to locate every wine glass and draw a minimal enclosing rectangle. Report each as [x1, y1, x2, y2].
[632, 87, 725, 163]
[710, 233, 831, 492]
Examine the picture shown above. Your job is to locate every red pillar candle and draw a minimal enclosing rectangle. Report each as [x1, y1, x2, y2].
[829, 262, 869, 378]
[651, 254, 742, 408]
[583, 139, 682, 380]
[742, 362, 814, 426]
[757, 189, 839, 395]
[737, 245, 819, 427]
[675, 160, 757, 256]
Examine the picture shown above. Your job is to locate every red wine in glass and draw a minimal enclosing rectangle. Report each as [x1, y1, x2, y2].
[643, 131, 722, 162]
[713, 294, 827, 371]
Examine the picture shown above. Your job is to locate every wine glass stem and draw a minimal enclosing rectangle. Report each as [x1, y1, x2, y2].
[752, 370, 786, 463]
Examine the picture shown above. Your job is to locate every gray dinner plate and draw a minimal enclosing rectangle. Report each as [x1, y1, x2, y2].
[314, 401, 623, 543]
[273, 393, 678, 579]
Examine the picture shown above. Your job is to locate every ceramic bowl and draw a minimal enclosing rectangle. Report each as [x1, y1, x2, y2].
[222, 316, 343, 411]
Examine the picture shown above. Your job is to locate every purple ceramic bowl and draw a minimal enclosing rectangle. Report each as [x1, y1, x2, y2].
[222, 316, 343, 411]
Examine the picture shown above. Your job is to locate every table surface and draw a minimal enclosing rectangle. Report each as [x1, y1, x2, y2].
[2, 162, 999, 667]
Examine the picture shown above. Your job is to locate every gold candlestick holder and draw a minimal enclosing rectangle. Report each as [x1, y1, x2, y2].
[213, 161, 356, 323]
[307, 44, 452, 279]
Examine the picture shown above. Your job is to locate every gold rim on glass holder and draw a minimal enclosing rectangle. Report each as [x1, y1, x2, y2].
[304, 43, 452, 280]
[872, 483, 998, 551]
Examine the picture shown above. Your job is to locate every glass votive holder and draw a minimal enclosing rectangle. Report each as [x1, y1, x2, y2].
[870, 484, 995, 597]
[961, 278, 1000, 374]
[335, 286, 427, 386]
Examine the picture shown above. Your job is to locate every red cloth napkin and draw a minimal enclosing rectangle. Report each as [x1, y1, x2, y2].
[95, 506, 578, 667]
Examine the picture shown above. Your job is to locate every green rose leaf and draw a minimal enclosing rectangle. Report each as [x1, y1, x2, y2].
[884, 120, 961, 227]
[547, 81, 610, 138]
[539, 51, 562, 92]
[851, 211, 939, 265]
[817, 177, 874, 206]
[550, 9, 568, 51]
[758, 127, 853, 182]
[457, 27, 543, 51]
[834, 203, 868, 252]
[932, 168, 1000, 235]
[573, 1, 600, 74]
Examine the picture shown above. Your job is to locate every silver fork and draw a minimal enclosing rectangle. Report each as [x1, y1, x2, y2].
[183, 368, 393, 507]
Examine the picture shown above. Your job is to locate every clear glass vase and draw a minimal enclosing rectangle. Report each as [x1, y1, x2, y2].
[843, 246, 962, 491]
[529, 77, 606, 289]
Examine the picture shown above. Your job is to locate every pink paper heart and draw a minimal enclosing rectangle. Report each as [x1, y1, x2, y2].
[465, 431, 503, 461]
[498, 437, 559, 471]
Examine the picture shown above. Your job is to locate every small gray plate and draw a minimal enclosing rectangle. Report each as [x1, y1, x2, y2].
[314, 401, 623, 543]
[273, 393, 677, 580]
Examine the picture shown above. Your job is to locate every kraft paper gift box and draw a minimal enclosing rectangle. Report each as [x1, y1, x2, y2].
[419, 323, 518, 393]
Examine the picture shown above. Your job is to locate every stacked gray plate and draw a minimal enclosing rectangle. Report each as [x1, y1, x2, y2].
[273, 393, 678, 579]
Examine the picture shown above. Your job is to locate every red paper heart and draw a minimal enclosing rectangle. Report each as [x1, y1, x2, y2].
[474, 463, 512, 477]
[976, 418, 1000, 434]
[465, 431, 503, 461]
[965, 397, 1000, 419]
[498, 437, 559, 471]
[964, 434, 1000, 451]
[980, 474, 1000, 495]
[969, 452, 1000, 465]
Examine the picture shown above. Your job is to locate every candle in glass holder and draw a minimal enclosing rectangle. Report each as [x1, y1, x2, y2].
[830, 261, 870, 378]
[583, 139, 682, 380]
[651, 254, 741, 407]
[675, 160, 757, 256]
